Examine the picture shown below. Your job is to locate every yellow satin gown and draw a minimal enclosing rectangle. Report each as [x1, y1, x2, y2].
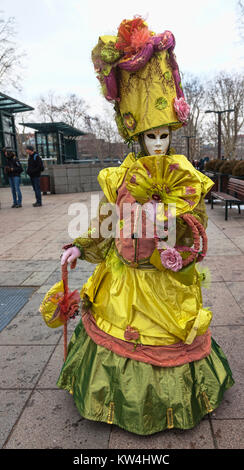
[57, 153, 234, 434]
[76, 153, 213, 347]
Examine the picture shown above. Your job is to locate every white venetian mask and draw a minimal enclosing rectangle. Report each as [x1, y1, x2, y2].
[143, 126, 170, 156]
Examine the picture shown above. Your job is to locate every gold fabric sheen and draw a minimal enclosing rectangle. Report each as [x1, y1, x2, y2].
[57, 321, 234, 434]
[118, 51, 181, 137]
[73, 154, 214, 347]
[95, 35, 182, 138]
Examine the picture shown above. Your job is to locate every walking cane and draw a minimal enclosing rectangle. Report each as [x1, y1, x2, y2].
[62, 262, 69, 361]
[61, 261, 80, 362]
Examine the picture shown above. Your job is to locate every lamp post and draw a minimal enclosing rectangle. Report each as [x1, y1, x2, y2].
[205, 109, 234, 160]
[181, 135, 196, 160]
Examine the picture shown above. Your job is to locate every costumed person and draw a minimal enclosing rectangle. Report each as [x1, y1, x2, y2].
[41, 17, 234, 435]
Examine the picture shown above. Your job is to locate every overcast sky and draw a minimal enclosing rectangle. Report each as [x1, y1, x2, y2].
[1, 0, 243, 118]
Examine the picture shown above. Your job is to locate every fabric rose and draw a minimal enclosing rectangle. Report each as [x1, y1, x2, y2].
[115, 17, 151, 56]
[173, 97, 190, 123]
[124, 325, 140, 341]
[160, 247, 183, 272]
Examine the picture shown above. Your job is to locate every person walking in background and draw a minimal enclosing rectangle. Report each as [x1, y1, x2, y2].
[4, 149, 23, 208]
[26, 145, 44, 207]
[198, 157, 205, 172]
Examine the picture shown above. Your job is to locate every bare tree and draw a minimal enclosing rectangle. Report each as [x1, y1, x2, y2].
[173, 74, 206, 159]
[36, 91, 90, 129]
[58, 93, 89, 128]
[84, 116, 107, 161]
[35, 93, 127, 161]
[205, 72, 244, 159]
[0, 12, 24, 92]
[36, 91, 63, 122]
[83, 102, 125, 161]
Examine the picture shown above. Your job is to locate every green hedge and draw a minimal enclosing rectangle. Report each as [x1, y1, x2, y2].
[205, 159, 244, 176]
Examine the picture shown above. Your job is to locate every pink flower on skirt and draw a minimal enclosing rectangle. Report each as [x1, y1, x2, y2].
[160, 247, 183, 272]
[124, 325, 140, 341]
[173, 97, 190, 123]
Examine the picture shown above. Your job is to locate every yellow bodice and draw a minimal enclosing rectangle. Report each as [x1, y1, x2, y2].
[74, 153, 214, 346]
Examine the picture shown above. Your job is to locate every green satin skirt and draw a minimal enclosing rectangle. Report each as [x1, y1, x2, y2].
[57, 320, 234, 435]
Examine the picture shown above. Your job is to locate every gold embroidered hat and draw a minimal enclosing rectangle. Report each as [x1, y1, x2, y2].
[92, 17, 190, 141]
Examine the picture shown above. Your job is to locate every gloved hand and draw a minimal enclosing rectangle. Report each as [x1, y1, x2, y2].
[61, 246, 81, 269]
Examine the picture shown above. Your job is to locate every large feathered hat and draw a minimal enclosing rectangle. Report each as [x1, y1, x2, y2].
[92, 16, 190, 142]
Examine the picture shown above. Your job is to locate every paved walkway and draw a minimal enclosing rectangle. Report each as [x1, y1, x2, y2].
[0, 186, 243, 449]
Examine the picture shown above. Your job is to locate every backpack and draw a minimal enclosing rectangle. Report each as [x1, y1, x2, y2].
[40, 158, 44, 172]
[34, 153, 44, 172]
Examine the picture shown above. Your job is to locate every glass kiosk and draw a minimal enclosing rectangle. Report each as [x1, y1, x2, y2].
[21, 122, 85, 164]
[0, 92, 34, 186]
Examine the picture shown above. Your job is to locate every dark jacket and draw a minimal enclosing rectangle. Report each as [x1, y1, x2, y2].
[198, 159, 205, 171]
[27, 152, 43, 178]
[4, 156, 23, 177]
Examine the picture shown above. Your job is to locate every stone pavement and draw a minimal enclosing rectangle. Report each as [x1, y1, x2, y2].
[0, 186, 243, 449]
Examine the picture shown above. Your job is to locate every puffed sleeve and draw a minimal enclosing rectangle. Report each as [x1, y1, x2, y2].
[71, 154, 136, 263]
[72, 194, 115, 264]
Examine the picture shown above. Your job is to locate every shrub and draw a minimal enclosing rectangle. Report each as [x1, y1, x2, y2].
[205, 159, 217, 171]
[219, 160, 238, 174]
[232, 160, 244, 177]
[214, 159, 225, 171]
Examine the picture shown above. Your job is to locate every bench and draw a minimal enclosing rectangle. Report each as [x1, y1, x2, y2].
[211, 177, 244, 220]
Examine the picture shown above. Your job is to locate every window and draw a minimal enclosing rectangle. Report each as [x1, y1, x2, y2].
[0, 113, 17, 152]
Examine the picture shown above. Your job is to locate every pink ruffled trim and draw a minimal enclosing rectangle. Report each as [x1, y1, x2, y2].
[82, 308, 211, 367]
